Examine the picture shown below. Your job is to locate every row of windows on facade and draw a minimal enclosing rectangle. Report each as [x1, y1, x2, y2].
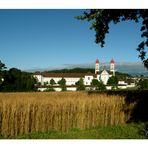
[41, 77, 93, 84]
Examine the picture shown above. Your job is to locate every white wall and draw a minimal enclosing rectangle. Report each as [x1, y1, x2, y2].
[54, 87, 62, 91]
[84, 76, 94, 85]
[65, 77, 80, 85]
[33, 75, 44, 85]
[127, 83, 136, 88]
[118, 81, 127, 85]
[99, 70, 110, 85]
[118, 85, 127, 89]
[106, 86, 112, 90]
[38, 87, 76, 92]
[43, 77, 62, 84]
[36, 77, 80, 86]
[38, 88, 47, 91]
[67, 87, 77, 91]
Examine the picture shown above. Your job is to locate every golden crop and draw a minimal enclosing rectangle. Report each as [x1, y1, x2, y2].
[0, 92, 125, 137]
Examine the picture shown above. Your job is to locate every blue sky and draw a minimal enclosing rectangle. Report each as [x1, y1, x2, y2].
[0, 9, 144, 71]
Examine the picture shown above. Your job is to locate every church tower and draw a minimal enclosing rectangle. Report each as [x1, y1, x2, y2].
[110, 58, 115, 76]
[95, 58, 100, 74]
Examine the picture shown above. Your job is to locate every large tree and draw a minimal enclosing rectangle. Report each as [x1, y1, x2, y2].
[1, 68, 37, 92]
[91, 79, 106, 90]
[76, 9, 148, 68]
[107, 76, 118, 86]
[107, 76, 118, 89]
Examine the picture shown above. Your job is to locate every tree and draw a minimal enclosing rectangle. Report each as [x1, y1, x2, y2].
[107, 76, 118, 90]
[0, 60, 6, 71]
[76, 78, 85, 91]
[137, 78, 148, 90]
[50, 79, 56, 85]
[58, 78, 66, 86]
[44, 81, 48, 86]
[58, 78, 67, 91]
[0, 60, 6, 87]
[96, 81, 106, 90]
[91, 79, 99, 87]
[1, 68, 37, 92]
[107, 76, 118, 86]
[76, 9, 148, 68]
[91, 79, 106, 90]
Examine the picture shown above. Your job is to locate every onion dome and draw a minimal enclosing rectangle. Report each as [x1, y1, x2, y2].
[110, 58, 115, 64]
[96, 58, 99, 64]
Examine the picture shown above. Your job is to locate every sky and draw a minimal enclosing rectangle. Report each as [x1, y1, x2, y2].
[0, 9, 145, 71]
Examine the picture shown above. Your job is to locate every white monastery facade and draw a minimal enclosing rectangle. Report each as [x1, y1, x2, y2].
[33, 59, 117, 91]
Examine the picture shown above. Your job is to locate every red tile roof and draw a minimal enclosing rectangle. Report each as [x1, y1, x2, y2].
[34, 72, 97, 78]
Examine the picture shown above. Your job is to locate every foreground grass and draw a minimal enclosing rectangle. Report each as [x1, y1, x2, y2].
[1, 123, 146, 139]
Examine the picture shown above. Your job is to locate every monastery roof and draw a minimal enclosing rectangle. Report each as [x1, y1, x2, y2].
[97, 70, 113, 75]
[34, 72, 97, 78]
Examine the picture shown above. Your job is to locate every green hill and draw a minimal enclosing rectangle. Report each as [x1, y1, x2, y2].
[47, 68, 94, 73]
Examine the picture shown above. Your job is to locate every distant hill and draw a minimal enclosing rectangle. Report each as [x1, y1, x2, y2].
[47, 68, 94, 73]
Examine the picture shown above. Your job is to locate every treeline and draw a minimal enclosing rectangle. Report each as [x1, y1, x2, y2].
[0, 61, 37, 92]
[47, 68, 95, 73]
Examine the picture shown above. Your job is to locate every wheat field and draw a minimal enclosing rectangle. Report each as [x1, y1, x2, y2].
[0, 92, 125, 137]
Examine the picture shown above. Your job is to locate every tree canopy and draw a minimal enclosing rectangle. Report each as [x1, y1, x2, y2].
[0, 60, 6, 84]
[76, 78, 85, 91]
[107, 76, 118, 86]
[50, 79, 56, 85]
[1, 68, 37, 92]
[91, 79, 106, 90]
[58, 78, 66, 86]
[0, 60, 6, 71]
[137, 78, 148, 90]
[0, 61, 37, 92]
[76, 9, 148, 68]
[58, 78, 67, 91]
[91, 79, 99, 87]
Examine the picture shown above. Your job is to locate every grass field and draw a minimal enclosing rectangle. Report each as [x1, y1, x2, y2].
[3, 123, 146, 139]
[0, 92, 127, 138]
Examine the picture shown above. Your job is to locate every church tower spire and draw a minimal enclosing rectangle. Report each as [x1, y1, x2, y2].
[110, 58, 115, 76]
[95, 58, 99, 74]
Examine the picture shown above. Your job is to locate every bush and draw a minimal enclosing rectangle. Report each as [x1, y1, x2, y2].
[137, 78, 148, 90]
[76, 78, 85, 91]
[44, 86, 55, 92]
